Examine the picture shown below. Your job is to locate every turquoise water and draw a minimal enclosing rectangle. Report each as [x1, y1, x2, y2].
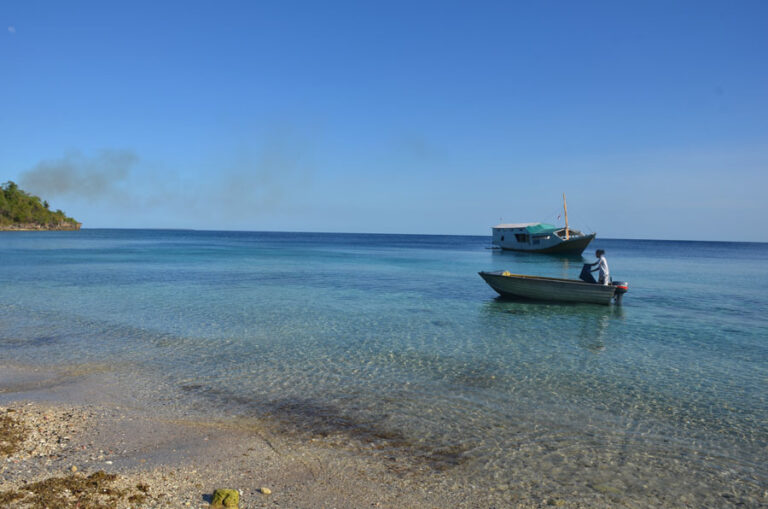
[1, 230, 766, 504]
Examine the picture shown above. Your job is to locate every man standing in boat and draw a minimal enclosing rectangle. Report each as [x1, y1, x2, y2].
[591, 249, 610, 285]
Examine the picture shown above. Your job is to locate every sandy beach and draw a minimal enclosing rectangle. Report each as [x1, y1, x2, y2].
[1, 363, 614, 509]
[0, 401, 448, 509]
[2, 357, 766, 509]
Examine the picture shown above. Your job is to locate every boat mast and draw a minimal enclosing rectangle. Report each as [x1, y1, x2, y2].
[563, 193, 570, 240]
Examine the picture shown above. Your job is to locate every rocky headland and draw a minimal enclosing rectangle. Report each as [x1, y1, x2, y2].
[0, 181, 81, 231]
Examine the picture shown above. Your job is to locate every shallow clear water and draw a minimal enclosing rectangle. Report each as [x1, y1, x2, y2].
[1, 230, 766, 503]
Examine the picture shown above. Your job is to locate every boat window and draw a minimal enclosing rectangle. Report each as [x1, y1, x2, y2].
[500, 235, 504, 241]
[515, 233, 529, 243]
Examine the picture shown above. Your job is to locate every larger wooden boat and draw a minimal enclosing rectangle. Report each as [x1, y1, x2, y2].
[492, 194, 595, 255]
[479, 270, 628, 305]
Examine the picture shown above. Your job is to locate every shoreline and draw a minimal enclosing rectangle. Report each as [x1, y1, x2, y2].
[2, 361, 765, 508]
[0, 364, 571, 509]
[1, 401, 452, 508]
[0, 226, 81, 231]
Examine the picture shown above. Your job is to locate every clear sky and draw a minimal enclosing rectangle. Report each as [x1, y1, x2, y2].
[2, 1, 767, 240]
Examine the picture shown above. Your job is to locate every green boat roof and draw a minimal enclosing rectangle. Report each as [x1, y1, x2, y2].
[525, 223, 558, 234]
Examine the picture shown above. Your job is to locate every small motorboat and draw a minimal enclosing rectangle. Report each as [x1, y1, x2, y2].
[479, 270, 629, 305]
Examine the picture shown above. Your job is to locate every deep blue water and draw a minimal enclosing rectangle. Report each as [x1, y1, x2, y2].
[1, 229, 766, 502]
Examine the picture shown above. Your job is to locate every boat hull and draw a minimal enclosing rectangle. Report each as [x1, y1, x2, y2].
[497, 233, 595, 255]
[479, 270, 616, 305]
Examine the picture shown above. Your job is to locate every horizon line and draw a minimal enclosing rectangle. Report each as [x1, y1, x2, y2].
[45, 227, 767, 244]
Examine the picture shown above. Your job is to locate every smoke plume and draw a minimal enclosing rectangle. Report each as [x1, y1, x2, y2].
[19, 150, 137, 202]
[17, 133, 313, 228]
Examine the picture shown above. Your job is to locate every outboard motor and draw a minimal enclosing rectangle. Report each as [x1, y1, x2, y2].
[611, 280, 629, 304]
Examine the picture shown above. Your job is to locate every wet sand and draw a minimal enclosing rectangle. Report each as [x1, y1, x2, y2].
[2, 363, 764, 508]
[1, 364, 598, 509]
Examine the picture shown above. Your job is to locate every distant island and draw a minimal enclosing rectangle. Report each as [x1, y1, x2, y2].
[0, 181, 81, 231]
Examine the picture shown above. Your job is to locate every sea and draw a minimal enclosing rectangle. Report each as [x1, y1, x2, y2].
[1, 229, 766, 506]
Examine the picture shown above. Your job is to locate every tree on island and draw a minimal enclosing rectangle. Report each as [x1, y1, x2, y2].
[0, 181, 81, 230]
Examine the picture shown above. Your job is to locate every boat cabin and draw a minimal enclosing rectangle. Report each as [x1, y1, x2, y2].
[492, 223, 559, 248]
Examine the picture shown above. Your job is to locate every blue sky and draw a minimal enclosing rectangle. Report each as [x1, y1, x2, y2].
[2, 1, 766, 240]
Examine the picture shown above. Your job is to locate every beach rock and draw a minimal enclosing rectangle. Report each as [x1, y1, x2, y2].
[210, 488, 239, 508]
[259, 487, 272, 495]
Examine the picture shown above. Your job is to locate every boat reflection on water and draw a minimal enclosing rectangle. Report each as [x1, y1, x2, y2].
[490, 248, 591, 281]
[576, 311, 613, 353]
[480, 298, 624, 353]
[492, 248, 587, 262]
